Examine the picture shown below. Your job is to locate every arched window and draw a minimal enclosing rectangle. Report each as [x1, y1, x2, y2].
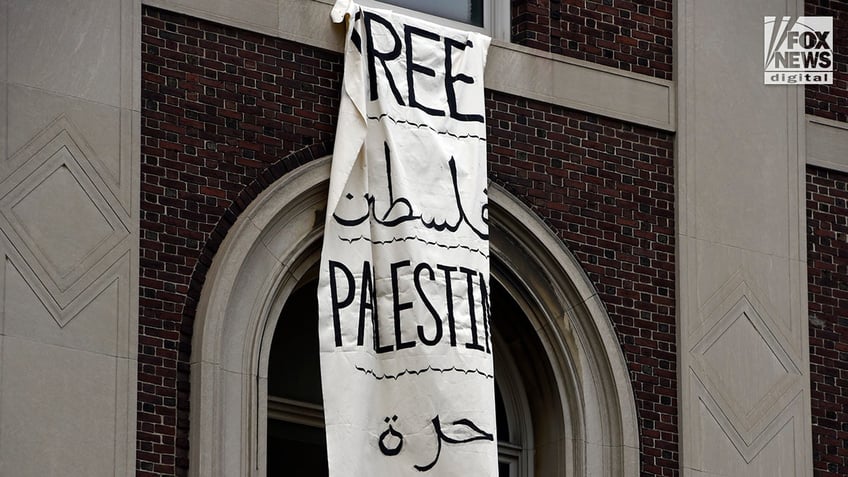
[264, 275, 543, 476]
[189, 157, 638, 477]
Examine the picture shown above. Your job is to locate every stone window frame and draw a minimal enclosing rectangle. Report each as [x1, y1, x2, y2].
[353, 0, 511, 41]
[188, 156, 639, 476]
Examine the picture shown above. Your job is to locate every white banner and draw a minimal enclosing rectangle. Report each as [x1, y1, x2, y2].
[318, 1, 495, 475]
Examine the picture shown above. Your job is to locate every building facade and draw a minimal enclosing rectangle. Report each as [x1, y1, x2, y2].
[0, 0, 845, 476]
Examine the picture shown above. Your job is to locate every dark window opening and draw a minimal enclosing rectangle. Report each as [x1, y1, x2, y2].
[267, 277, 535, 476]
[378, 0, 484, 27]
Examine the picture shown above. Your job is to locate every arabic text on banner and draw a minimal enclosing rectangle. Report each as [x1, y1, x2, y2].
[317, 1, 495, 475]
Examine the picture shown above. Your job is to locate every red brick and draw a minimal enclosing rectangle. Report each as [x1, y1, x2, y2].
[512, 0, 672, 80]
[141, 6, 680, 477]
[805, 0, 848, 122]
[808, 166, 848, 476]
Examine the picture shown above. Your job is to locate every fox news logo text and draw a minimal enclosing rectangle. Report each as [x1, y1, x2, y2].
[764, 16, 833, 85]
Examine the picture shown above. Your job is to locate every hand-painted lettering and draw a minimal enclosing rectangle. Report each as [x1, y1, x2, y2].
[329, 260, 355, 347]
[327, 258, 490, 355]
[364, 11, 405, 105]
[445, 37, 484, 123]
[358, 11, 484, 122]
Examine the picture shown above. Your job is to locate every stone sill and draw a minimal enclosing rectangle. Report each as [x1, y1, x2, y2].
[143, 0, 676, 131]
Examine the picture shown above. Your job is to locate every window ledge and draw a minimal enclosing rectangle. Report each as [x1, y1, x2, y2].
[806, 115, 848, 173]
[142, 0, 675, 131]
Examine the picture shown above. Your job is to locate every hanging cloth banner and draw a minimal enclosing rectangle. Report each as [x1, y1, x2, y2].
[318, 1, 495, 475]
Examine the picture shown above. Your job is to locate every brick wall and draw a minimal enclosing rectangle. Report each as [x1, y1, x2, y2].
[805, 0, 848, 122]
[807, 166, 848, 476]
[139, 7, 342, 475]
[140, 7, 678, 476]
[487, 91, 678, 475]
[511, 0, 673, 80]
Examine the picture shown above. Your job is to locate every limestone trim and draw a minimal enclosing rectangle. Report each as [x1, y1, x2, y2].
[675, 0, 812, 474]
[0, 0, 139, 474]
[806, 115, 848, 173]
[141, 0, 675, 131]
[488, 185, 641, 477]
[189, 157, 639, 476]
[0, 117, 131, 312]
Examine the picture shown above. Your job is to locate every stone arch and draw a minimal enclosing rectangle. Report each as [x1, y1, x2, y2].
[189, 157, 639, 476]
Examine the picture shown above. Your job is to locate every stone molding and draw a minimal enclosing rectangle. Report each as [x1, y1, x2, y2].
[190, 156, 640, 476]
[141, 0, 675, 131]
[806, 115, 848, 174]
[0, 0, 139, 474]
[675, 0, 812, 474]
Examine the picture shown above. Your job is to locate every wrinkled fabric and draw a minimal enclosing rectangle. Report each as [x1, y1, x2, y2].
[317, 1, 495, 475]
